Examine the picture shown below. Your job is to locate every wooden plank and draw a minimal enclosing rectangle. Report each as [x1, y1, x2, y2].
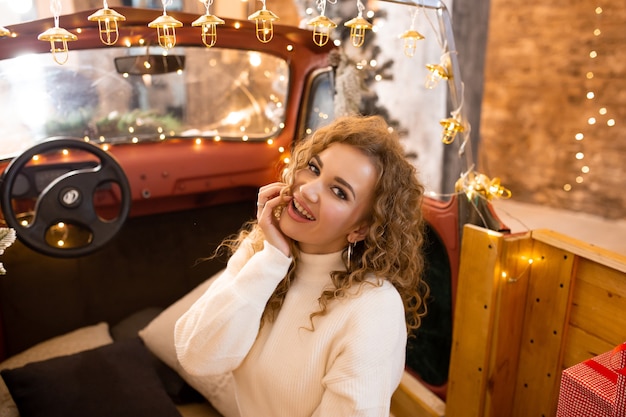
[568, 258, 626, 347]
[532, 229, 626, 273]
[446, 225, 503, 417]
[512, 240, 575, 417]
[390, 371, 446, 417]
[561, 326, 616, 368]
[484, 233, 534, 416]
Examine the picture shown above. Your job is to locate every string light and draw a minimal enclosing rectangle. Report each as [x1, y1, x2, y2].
[248, 0, 279, 43]
[440, 117, 464, 144]
[565, 4, 612, 192]
[344, 0, 372, 48]
[37, 0, 77, 65]
[501, 256, 537, 283]
[88, 0, 126, 46]
[192, 0, 224, 47]
[455, 170, 512, 201]
[399, 8, 424, 58]
[148, 0, 183, 50]
[307, 0, 337, 47]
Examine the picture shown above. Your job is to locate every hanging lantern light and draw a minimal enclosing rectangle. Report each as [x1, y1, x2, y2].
[440, 117, 464, 144]
[455, 171, 511, 201]
[399, 9, 424, 58]
[88, 1, 126, 46]
[344, 0, 372, 48]
[307, 0, 336, 47]
[424, 63, 451, 89]
[399, 30, 424, 57]
[308, 15, 337, 47]
[148, 0, 183, 50]
[192, 0, 224, 47]
[248, 0, 279, 43]
[38, 0, 77, 65]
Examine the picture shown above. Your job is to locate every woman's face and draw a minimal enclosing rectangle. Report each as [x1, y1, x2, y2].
[278, 142, 378, 254]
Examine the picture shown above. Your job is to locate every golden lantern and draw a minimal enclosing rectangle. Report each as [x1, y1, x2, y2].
[399, 8, 424, 58]
[455, 172, 511, 201]
[248, 1, 279, 43]
[344, 13, 372, 48]
[38, 0, 77, 65]
[399, 29, 424, 58]
[307, 15, 337, 47]
[425, 63, 451, 89]
[307, 0, 336, 47]
[38, 26, 78, 65]
[192, 0, 224, 48]
[148, 1, 183, 50]
[88, 2, 126, 45]
[440, 117, 465, 144]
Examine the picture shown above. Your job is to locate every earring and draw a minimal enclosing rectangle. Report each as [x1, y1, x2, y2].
[347, 241, 355, 271]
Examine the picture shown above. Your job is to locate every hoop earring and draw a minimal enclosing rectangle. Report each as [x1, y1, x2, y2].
[347, 241, 355, 271]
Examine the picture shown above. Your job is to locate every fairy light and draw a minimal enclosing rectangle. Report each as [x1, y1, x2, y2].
[344, 0, 372, 48]
[425, 52, 452, 89]
[248, 0, 279, 43]
[307, 0, 337, 47]
[564, 4, 617, 193]
[455, 170, 511, 202]
[192, 0, 224, 48]
[148, 0, 183, 50]
[440, 117, 464, 144]
[88, 0, 126, 45]
[399, 8, 424, 58]
[501, 255, 539, 283]
[38, 0, 77, 65]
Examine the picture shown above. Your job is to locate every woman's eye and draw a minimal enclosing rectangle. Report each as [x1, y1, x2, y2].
[332, 187, 348, 200]
[307, 162, 320, 175]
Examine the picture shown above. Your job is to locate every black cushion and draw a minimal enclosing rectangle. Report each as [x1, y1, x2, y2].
[0, 337, 182, 417]
[112, 308, 204, 404]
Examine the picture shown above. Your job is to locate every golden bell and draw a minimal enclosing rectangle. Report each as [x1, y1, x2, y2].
[440, 117, 464, 144]
[248, 8, 279, 43]
[307, 15, 337, 47]
[38, 27, 78, 65]
[88, 7, 126, 45]
[399, 29, 424, 57]
[344, 14, 372, 48]
[148, 14, 183, 50]
[192, 14, 225, 47]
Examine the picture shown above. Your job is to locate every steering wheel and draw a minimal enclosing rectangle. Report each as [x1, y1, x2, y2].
[0, 138, 131, 257]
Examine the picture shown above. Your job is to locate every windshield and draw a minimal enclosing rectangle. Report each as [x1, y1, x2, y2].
[0, 46, 289, 159]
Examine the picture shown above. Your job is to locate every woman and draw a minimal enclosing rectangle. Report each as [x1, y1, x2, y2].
[175, 115, 428, 417]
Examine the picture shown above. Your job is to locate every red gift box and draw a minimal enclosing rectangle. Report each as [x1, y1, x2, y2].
[556, 342, 626, 417]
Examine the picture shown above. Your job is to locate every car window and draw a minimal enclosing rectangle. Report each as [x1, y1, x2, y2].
[0, 46, 289, 159]
[299, 68, 335, 139]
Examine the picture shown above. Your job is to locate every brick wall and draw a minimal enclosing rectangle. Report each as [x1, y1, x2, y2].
[479, 1, 626, 219]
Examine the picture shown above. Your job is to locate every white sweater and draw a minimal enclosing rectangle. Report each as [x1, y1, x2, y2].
[174, 238, 407, 417]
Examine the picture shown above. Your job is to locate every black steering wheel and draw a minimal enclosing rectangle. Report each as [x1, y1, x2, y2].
[0, 138, 131, 257]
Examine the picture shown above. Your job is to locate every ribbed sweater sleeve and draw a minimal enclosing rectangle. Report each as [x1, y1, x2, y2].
[174, 239, 292, 376]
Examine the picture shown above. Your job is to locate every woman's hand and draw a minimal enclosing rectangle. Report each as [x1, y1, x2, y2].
[256, 182, 292, 257]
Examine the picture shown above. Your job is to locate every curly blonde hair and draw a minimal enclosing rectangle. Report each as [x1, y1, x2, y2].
[221, 115, 428, 333]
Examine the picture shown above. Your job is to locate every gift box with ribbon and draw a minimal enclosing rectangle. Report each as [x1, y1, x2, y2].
[556, 342, 626, 417]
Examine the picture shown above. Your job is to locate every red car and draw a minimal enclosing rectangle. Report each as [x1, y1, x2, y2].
[0, 3, 506, 416]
